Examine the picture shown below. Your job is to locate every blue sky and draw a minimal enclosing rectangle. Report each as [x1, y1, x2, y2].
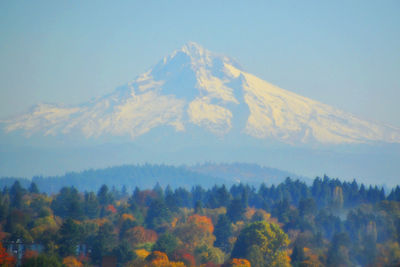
[1, 1, 399, 125]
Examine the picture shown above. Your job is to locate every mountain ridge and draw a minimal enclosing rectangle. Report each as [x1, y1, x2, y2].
[2, 42, 400, 144]
[0, 162, 307, 194]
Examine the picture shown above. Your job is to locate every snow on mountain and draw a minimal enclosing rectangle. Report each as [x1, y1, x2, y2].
[3, 42, 400, 144]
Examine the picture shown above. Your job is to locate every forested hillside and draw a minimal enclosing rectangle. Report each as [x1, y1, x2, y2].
[0, 176, 399, 266]
[0, 163, 304, 194]
[0, 165, 226, 194]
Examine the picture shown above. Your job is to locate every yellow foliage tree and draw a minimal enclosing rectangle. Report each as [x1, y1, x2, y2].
[270, 250, 291, 267]
[231, 221, 290, 267]
[135, 249, 151, 259]
[332, 186, 343, 211]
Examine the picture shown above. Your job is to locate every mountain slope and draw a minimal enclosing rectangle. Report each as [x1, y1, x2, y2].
[3, 42, 400, 144]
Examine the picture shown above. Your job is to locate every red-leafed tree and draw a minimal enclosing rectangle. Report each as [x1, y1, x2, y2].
[0, 242, 16, 267]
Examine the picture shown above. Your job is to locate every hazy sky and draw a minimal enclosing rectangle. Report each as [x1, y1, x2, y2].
[1, 1, 399, 126]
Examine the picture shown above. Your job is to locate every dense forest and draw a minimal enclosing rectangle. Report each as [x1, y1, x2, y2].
[0, 176, 400, 266]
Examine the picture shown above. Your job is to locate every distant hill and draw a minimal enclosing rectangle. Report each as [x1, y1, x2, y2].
[188, 162, 310, 185]
[0, 164, 225, 194]
[0, 163, 307, 194]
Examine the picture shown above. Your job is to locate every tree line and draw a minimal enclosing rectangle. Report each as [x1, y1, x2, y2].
[0, 175, 399, 266]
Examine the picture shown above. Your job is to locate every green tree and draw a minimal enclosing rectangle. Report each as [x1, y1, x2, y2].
[10, 181, 25, 209]
[84, 192, 100, 219]
[246, 245, 265, 267]
[97, 184, 113, 206]
[145, 199, 171, 230]
[227, 198, 246, 223]
[58, 218, 83, 257]
[22, 254, 63, 267]
[231, 221, 290, 267]
[214, 214, 232, 252]
[194, 200, 203, 214]
[298, 198, 316, 217]
[90, 222, 117, 265]
[112, 241, 136, 264]
[51, 187, 84, 219]
[291, 243, 306, 267]
[194, 245, 224, 265]
[28, 182, 40, 194]
[326, 232, 351, 267]
[152, 233, 179, 257]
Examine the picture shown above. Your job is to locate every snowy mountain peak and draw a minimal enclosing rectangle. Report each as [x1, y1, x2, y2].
[3, 42, 400, 144]
[181, 41, 207, 57]
[158, 41, 240, 74]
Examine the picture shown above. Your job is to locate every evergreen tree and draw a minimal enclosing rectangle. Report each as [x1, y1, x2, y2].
[326, 232, 351, 267]
[22, 254, 63, 267]
[227, 198, 246, 222]
[84, 192, 100, 219]
[299, 198, 317, 217]
[112, 241, 136, 264]
[291, 243, 306, 266]
[194, 200, 203, 214]
[214, 214, 232, 252]
[10, 181, 25, 209]
[145, 198, 171, 230]
[152, 233, 179, 257]
[97, 184, 113, 206]
[90, 222, 117, 265]
[58, 218, 83, 257]
[28, 182, 39, 194]
[51, 187, 84, 219]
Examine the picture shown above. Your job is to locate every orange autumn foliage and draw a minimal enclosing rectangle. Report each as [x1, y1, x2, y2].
[244, 208, 256, 220]
[121, 213, 135, 221]
[63, 256, 83, 267]
[0, 243, 15, 267]
[106, 204, 117, 214]
[223, 258, 251, 267]
[145, 251, 186, 267]
[187, 215, 214, 233]
[302, 247, 323, 266]
[174, 215, 215, 251]
[171, 217, 179, 228]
